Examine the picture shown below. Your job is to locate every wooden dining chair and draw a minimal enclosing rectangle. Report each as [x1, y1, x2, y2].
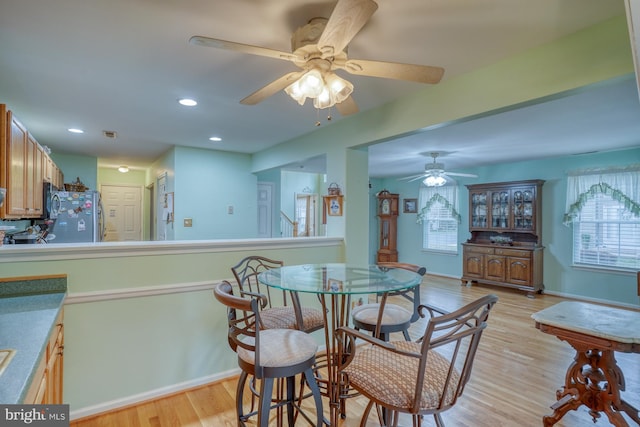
[351, 262, 426, 341]
[341, 294, 498, 427]
[214, 280, 324, 427]
[231, 255, 324, 333]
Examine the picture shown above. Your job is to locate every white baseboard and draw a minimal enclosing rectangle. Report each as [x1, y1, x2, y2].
[69, 368, 240, 421]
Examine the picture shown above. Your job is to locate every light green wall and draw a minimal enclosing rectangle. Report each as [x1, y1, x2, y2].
[173, 146, 257, 240]
[50, 152, 98, 190]
[344, 148, 370, 264]
[98, 167, 147, 186]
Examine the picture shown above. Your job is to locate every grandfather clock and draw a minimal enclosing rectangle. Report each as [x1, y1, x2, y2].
[376, 190, 399, 262]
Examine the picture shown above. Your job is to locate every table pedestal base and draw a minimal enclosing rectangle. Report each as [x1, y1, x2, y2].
[543, 346, 640, 427]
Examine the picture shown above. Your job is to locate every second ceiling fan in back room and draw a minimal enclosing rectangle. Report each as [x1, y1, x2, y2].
[399, 152, 478, 186]
[189, 0, 444, 119]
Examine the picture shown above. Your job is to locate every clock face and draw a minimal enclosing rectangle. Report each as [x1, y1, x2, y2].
[381, 199, 390, 214]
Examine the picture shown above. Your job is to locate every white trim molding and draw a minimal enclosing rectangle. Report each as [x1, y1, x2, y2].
[0, 236, 344, 263]
[65, 280, 219, 304]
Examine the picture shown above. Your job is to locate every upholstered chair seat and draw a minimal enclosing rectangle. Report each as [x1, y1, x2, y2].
[343, 341, 460, 411]
[352, 262, 426, 341]
[237, 328, 318, 369]
[352, 303, 413, 327]
[259, 306, 325, 331]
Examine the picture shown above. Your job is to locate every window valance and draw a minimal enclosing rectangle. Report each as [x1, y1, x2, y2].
[417, 184, 461, 224]
[563, 164, 640, 225]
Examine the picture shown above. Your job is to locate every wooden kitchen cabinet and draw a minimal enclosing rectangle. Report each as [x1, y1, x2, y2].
[43, 154, 63, 188]
[23, 309, 64, 404]
[462, 180, 544, 294]
[26, 133, 44, 216]
[1, 103, 63, 219]
[1, 106, 28, 217]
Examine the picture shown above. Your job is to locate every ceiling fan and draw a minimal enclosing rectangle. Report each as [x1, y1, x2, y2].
[189, 0, 444, 115]
[399, 152, 478, 186]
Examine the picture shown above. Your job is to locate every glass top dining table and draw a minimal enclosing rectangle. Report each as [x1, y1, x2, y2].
[258, 263, 423, 425]
[257, 263, 422, 295]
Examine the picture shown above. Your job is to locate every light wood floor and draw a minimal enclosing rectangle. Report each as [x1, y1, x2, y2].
[71, 275, 639, 426]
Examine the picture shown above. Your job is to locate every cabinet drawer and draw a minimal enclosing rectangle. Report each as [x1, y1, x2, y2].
[495, 248, 530, 257]
[465, 246, 494, 254]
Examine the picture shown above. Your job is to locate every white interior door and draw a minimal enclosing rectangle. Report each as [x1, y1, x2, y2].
[101, 184, 143, 241]
[257, 182, 273, 238]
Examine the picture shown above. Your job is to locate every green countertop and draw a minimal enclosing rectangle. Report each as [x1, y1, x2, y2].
[0, 275, 66, 403]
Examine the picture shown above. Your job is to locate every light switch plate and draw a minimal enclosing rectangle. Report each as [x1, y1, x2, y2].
[184, 218, 193, 227]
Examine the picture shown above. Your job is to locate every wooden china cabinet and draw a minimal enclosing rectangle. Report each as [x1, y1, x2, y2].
[376, 190, 399, 262]
[462, 180, 545, 294]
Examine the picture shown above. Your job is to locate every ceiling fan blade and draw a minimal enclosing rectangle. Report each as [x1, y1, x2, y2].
[189, 36, 297, 62]
[240, 71, 304, 105]
[406, 175, 429, 183]
[398, 173, 427, 182]
[445, 172, 478, 178]
[335, 96, 359, 115]
[317, 0, 378, 57]
[344, 59, 444, 84]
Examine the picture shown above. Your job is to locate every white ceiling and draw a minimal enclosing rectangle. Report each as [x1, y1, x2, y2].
[0, 0, 637, 178]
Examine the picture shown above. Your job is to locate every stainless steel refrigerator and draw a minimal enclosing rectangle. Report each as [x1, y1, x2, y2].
[49, 190, 104, 243]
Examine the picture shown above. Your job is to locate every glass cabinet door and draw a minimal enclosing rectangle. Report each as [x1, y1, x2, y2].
[491, 190, 509, 229]
[513, 187, 534, 230]
[470, 191, 487, 228]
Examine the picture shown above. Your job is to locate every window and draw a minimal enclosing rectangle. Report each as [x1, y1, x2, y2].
[564, 166, 640, 271]
[418, 184, 461, 254]
[572, 193, 640, 270]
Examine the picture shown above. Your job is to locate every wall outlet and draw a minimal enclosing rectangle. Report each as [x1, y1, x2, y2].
[184, 218, 193, 227]
[227, 205, 234, 214]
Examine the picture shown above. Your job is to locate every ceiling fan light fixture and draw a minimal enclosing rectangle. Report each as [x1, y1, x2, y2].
[298, 69, 324, 97]
[313, 86, 333, 109]
[325, 73, 353, 104]
[286, 68, 354, 109]
[424, 175, 446, 187]
[284, 80, 306, 105]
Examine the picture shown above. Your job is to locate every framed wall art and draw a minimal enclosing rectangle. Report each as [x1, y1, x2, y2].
[324, 195, 343, 216]
[403, 198, 418, 213]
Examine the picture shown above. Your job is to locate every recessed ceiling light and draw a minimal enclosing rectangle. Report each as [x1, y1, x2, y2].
[68, 128, 84, 134]
[209, 136, 222, 142]
[178, 98, 197, 106]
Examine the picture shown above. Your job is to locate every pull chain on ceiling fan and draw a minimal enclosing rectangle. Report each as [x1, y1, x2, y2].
[189, 0, 444, 116]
